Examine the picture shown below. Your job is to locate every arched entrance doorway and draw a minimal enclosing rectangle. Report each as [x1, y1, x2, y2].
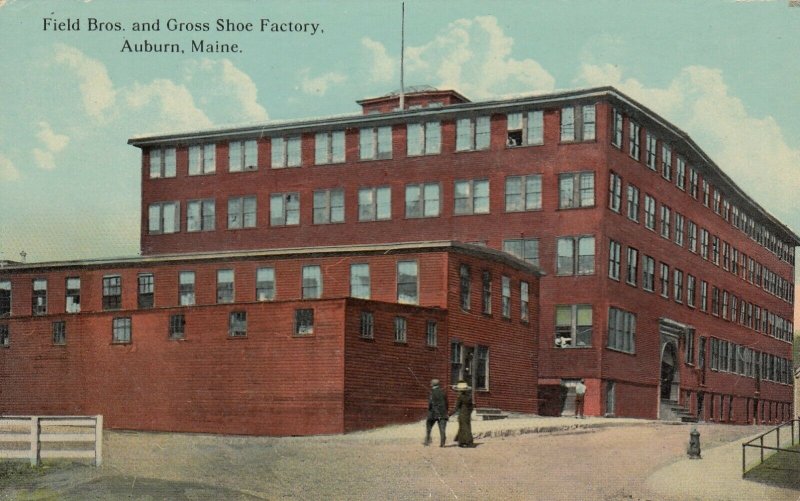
[660, 342, 679, 401]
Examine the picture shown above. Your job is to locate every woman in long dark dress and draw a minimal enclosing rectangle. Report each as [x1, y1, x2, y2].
[453, 380, 474, 447]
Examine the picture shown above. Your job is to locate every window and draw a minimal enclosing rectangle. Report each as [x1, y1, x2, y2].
[52, 320, 66, 345]
[456, 116, 490, 151]
[685, 329, 695, 365]
[0, 280, 9, 317]
[644, 195, 656, 230]
[502, 239, 539, 267]
[302, 265, 322, 299]
[148, 201, 180, 234]
[674, 213, 685, 246]
[228, 139, 258, 172]
[642, 255, 655, 292]
[506, 110, 543, 146]
[700, 281, 708, 312]
[256, 267, 275, 301]
[721, 290, 728, 319]
[628, 121, 640, 160]
[314, 130, 345, 165]
[645, 133, 657, 170]
[687, 275, 696, 307]
[189, 144, 216, 175]
[313, 189, 345, 224]
[687, 221, 697, 252]
[611, 109, 623, 148]
[559, 172, 594, 209]
[700, 229, 709, 260]
[450, 341, 464, 383]
[555, 304, 592, 348]
[112, 317, 131, 344]
[358, 187, 391, 221]
[102, 276, 121, 310]
[675, 157, 686, 190]
[179, 271, 195, 306]
[505, 175, 542, 212]
[270, 193, 300, 226]
[626, 185, 639, 221]
[702, 180, 710, 207]
[661, 144, 672, 180]
[608, 240, 621, 281]
[407, 122, 441, 156]
[482, 271, 492, 314]
[475, 345, 490, 390]
[295, 308, 314, 335]
[65, 277, 80, 313]
[713, 189, 721, 214]
[271, 136, 302, 168]
[427, 320, 438, 347]
[360, 311, 374, 339]
[689, 168, 698, 199]
[0, 324, 7, 347]
[169, 314, 185, 340]
[626, 247, 638, 286]
[608, 172, 622, 212]
[711, 287, 720, 316]
[397, 261, 418, 304]
[187, 199, 215, 232]
[217, 269, 234, 303]
[454, 179, 490, 215]
[32, 279, 47, 315]
[659, 263, 670, 298]
[560, 104, 595, 142]
[501, 276, 511, 319]
[137, 273, 154, 309]
[394, 316, 407, 343]
[229, 311, 247, 337]
[711, 236, 720, 265]
[405, 183, 440, 218]
[660, 205, 671, 239]
[350, 264, 370, 299]
[730, 295, 738, 322]
[459, 265, 471, 310]
[227, 196, 257, 229]
[674, 269, 683, 303]
[149, 147, 176, 178]
[520, 281, 529, 322]
[608, 307, 635, 353]
[557, 236, 595, 275]
[722, 242, 730, 270]
[359, 126, 392, 160]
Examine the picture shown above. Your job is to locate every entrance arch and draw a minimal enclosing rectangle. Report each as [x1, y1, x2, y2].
[660, 342, 679, 401]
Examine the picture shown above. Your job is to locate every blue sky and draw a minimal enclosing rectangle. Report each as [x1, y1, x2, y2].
[1, 0, 798, 277]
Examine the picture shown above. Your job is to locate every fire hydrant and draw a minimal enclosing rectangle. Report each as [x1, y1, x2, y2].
[687, 427, 701, 459]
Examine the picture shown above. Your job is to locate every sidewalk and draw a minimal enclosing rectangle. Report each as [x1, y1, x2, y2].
[646, 428, 800, 501]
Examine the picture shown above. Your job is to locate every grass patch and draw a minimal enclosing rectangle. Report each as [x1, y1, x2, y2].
[744, 445, 800, 490]
[0, 462, 49, 488]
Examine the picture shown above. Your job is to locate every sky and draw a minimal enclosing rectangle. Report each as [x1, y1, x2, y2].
[0, 0, 798, 319]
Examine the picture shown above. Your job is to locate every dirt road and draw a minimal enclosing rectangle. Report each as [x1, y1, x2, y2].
[0, 418, 792, 500]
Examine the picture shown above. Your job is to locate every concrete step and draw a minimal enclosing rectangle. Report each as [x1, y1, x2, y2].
[476, 408, 509, 421]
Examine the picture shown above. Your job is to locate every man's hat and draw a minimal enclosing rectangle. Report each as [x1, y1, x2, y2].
[455, 380, 471, 391]
[430, 379, 440, 387]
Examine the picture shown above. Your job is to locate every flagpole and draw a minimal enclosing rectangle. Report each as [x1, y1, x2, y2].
[399, 2, 405, 111]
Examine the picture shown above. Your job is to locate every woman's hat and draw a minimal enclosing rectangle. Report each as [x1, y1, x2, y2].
[455, 380, 471, 391]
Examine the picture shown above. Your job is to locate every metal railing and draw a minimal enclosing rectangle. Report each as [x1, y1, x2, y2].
[742, 418, 800, 475]
[0, 415, 103, 466]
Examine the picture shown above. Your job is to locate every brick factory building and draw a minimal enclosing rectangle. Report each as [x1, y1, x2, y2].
[0, 85, 796, 432]
[0, 242, 540, 435]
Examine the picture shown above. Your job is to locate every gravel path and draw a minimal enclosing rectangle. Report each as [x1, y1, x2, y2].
[0, 416, 792, 500]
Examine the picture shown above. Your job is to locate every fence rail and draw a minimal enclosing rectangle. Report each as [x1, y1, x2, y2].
[742, 418, 799, 475]
[0, 415, 102, 466]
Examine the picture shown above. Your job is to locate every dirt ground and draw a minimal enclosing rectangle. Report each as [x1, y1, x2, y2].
[0, 418, 792, 500]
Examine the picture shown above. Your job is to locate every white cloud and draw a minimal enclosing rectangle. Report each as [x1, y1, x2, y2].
[183, 59, 268, 123]
[124, 79, 213, 133]
[53, 44, 116, 121]
[299, 69, 346, 96]
[404, 16, 555, 99]
[0, 154, 20, 181]
[577, 63, 800, 230]
[361, 37, 395, 84]
[36, 121, 69, 152]
[32, 149, 55, 170]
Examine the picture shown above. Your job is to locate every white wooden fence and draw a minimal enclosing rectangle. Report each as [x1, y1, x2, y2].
[0, 415, 102, 466]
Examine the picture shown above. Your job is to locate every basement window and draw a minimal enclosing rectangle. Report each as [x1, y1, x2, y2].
[295, 308, 314, 336]
[229, 311, 247, 337]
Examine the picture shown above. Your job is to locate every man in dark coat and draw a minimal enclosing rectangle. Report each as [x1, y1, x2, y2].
[424, 379, 448, 447]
